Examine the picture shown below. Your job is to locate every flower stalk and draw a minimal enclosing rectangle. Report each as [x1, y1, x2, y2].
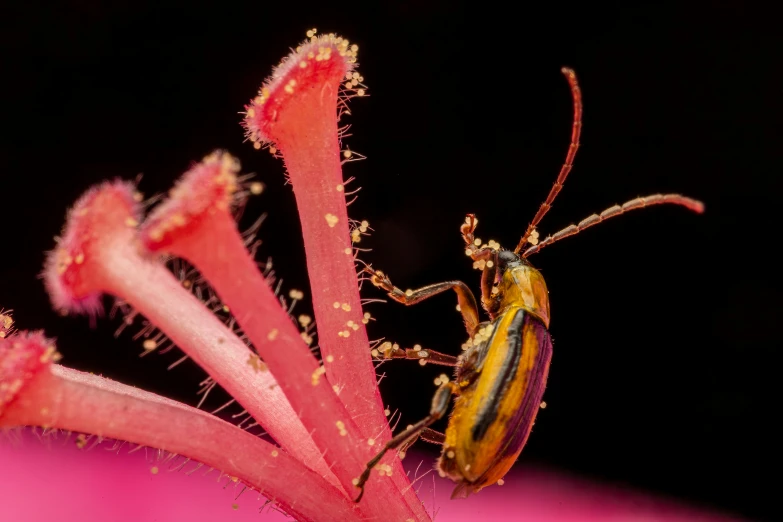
[140, 151, 418, 520]
[2, 30, 433, 521]
[244, 33, 428, 518]
[0, 333, 359, 522]
[40, 177, 338, 486]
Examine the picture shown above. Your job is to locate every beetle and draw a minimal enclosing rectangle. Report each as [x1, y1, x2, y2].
[353, 67, 704, 501]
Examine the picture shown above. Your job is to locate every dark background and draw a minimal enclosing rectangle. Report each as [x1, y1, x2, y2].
[1, 2, 779, 520]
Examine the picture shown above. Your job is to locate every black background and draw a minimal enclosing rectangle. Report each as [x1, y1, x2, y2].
[1, 2, 779, 521]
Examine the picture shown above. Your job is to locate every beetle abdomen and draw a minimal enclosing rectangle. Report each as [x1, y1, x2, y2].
[440, 308, 552, 496]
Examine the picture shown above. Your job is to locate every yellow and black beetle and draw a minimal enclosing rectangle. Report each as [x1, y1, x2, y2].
[354, 68, 704, 500]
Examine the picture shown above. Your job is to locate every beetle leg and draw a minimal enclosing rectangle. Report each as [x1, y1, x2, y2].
[362, 266, 480, 335]
[478, 249, 500, 315]
[396, 427, 446, 457]
[374, 344, 459, 367]
[354, 381, 456, 502]
[420, 428, 446, 445]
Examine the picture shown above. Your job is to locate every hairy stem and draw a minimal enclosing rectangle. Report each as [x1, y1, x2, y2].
[1, 365, 360, 522]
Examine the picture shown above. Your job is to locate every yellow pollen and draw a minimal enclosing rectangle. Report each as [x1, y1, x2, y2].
[333, 301, 340, 308]
[267, 328, 278, 341]
[271, 449, 279, 457]
[341, 303, 351, 311]
[142, 339, 157, 351]
[311, 366, 326, 386]
[336, 184, 344, 191]
[247, 354, 266, 372]
[249, 182, 264, 195]
[325, 213, 339, 227]
[150, 466, 159, 475]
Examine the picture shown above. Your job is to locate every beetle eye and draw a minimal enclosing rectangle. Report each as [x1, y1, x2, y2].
[497, 250, 519, 266]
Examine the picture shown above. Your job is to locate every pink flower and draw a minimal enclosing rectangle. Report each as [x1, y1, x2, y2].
[0, 31, 732, 521]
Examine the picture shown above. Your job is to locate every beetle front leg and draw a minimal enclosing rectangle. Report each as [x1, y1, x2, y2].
[354, 381, 456, 502]
[476, 248, 501, 315]
[363, 266, 480, 335]
[461, 215, 502, 315]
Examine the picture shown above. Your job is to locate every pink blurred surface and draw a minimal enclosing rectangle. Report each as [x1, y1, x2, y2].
[0, 431, 739, 521]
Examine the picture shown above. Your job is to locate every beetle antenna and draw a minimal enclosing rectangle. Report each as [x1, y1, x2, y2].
[522, 194, 704, 257]
[515, 67, 583, 254]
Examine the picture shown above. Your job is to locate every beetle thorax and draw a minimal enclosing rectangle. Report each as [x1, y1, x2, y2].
[497, 263, 550, 328]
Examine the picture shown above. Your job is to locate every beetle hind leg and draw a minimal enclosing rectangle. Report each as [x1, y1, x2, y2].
[353, 381, 456, 502]
[450, 481, 477, 499]
[420, 428, 446, 445]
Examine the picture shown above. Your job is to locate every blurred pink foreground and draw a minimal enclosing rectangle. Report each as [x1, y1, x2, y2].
[0, 431, 739, 521]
